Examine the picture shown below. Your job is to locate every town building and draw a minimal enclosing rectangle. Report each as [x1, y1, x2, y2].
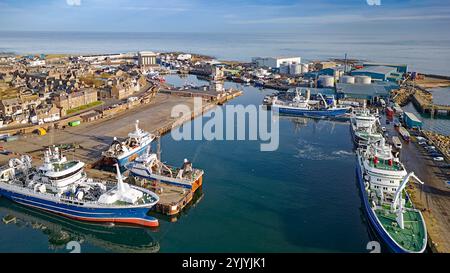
[252, 56, 301, 68]
[351, 66, 399, 81]
[138, 51, 157, 67]
[53, 88, 98, 116]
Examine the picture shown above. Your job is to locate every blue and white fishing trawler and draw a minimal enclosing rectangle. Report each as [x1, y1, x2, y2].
[103, 120, 155, 167]
[0, 147, 160, 228]
[270, 88, 350, 118]
[356, 139, 427, 253]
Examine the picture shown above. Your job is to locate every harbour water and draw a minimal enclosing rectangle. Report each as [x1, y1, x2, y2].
[429, 87, 450, 106]
[402, 102, 450, 136]
[0, 75, 372, 252]
[1, 31, 450, 76]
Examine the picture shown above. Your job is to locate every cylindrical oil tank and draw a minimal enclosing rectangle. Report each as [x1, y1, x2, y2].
[318, 75, 334, 88]
[340, 75, 355, 84]
[355, 75, 371, 84]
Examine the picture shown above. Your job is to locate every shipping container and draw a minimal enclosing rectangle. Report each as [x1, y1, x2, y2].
[5, 136, 18, 142]
[386, 107, 394, 118]
[403, 112, 422, 129]
[68, 120, 81, 127]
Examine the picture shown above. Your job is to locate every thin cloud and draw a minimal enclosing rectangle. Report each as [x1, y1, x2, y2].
[66, 0, 81, 6]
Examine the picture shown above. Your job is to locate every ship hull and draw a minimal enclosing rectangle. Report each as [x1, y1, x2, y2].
[355, 156, 423, 253]
[129, 168, 203, 192]
[273, 106, 348, 118]
[0, 186, 158, 228]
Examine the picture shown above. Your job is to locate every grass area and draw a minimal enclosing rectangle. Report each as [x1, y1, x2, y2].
[44, 54, 69, 59]
[66, 100, 103, 115]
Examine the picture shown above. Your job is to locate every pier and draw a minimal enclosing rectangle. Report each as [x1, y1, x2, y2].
[411, 91, 450, 117]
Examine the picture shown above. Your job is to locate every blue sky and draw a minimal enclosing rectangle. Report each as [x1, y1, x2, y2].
[1, 0, 450, 34]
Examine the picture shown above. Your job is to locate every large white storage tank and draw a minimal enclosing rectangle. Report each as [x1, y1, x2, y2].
[300, 63, 309, 73]
[289, 63, 301, 75]
[318, 75, 334, 88]
[355, 75, 371, 84]
[340, 75, 355, 84]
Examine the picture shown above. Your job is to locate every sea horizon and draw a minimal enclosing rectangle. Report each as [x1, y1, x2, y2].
[2, 30, 450, 76]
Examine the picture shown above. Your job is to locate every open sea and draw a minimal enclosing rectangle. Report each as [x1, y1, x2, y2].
[1, 31, 450, 76]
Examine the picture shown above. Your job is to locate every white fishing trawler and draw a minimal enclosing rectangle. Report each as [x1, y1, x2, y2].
[103, 120, 156, 167]
[356, 139, 427, 253]
[0, 146, 160, 227]
[350, 108, 384, 146]
[270, 89, 350, 118]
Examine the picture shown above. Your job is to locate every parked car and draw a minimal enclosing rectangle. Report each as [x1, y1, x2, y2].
[418, 141, 427, 146]
[433, 157, 445, 162]
[416, 136, 426, 142]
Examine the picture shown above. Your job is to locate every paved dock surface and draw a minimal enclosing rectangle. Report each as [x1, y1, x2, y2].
[383, 114, 450, 252]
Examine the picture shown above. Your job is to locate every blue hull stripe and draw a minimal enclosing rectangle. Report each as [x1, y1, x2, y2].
[0, 188, 156, 222]
[117, 143, 151, 167]
[276, 107, 348, 117]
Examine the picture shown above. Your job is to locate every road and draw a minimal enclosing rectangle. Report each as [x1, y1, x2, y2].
[382, 113, 450, 252]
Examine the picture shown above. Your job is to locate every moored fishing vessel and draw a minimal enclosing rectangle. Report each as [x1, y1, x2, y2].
[270, 89, 350, 118]
[350, 107, 384, 146]
[0, 147, 160, 228]
[125, 147, 204, 192]
[356, 139, 427, 253]
[102, 120, 155, 167]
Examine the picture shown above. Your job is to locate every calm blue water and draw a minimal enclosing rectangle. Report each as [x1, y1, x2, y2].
[1, 31, 450, 76]
[429, 87, 450, 106]
[402, 102, 450, 136]
[0, 75, 372, 252]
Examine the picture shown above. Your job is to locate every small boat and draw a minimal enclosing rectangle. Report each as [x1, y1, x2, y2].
[271, 88, 350, 118]
[125, 147, 204, 191]
[356, 139, 427, 253]
[102, 120, 155, 167]
[0, 147, 160, 228]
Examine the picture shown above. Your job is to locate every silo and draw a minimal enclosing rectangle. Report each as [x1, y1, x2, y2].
[355, 75, 371, 84]
[340, 75, 355, 84]
[318, 75, 334, 88]
[300, 63, 309, 74]
[289, 63, 301, 75]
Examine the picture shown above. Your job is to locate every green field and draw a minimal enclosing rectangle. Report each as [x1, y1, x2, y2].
[66, 101, 103, 115]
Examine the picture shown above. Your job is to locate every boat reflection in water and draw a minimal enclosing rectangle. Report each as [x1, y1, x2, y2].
[0, 199, 160, 253]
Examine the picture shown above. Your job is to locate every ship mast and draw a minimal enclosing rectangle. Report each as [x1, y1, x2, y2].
[115, 164, 126, 193]
[391, 172, 424, 229]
